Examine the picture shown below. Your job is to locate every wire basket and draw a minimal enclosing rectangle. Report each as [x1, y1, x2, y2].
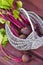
[5, 8, 43, 50]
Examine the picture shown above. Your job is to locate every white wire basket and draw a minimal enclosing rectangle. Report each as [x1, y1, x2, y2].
[5, 8, 43, 50]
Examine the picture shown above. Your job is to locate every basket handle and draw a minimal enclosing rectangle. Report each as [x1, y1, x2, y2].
[19, 8, 35, 32]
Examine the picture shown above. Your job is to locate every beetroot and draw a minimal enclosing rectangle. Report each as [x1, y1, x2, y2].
[21, 27, 32, 35]
[22, 54, 30, 62]
[19, 13, 30, 25]
[19, 34, 26, 39]
[10, 23, 19, 37]
[17, 18, 28, 27]
[8, 14, 23, 29]
[3, 13, 23, 29]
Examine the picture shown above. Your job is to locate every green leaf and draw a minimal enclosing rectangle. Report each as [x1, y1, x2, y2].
[0, 18, 6, 24]
[0, 18, 10, 26]
[0, 5, 11, 9]
[16, 1, 22, 9]
[0, 0, 14, 9]
[13, 10, 19, 19]
[0, 28, 6, 36]
[0, 33, 3, 44]
[0, 28, 8, 46]
[7, 0, 14, 5]
[6, 21, 10, 26]
[2, 35, 8, 46]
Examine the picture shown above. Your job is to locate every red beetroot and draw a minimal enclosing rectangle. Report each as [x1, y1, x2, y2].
[10, 23, 19, 37]
[19, 13, 30, 25]
[19, 34, 26, 39]
[0, 13, 7, 20]
[3, 13, 23, 29]
[0, 14, 3, 17]
[17, 18, 28, 27]
[22, 54, 30, 62]
[13, 1, 17, 9]
[21, 27, 32, 35]
[8, 14, 23, 29]
[3, 14, 12, 21]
